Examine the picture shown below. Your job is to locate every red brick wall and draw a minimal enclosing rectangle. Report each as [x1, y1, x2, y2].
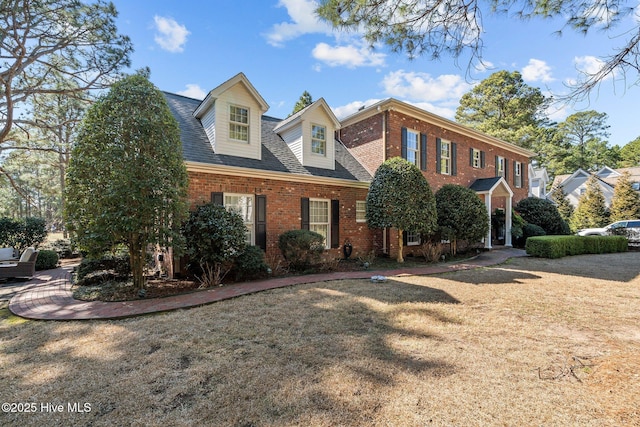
[338, 113, 385, 175]
[188, 170, 381, 261]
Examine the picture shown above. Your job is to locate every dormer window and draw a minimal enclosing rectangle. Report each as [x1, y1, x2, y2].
[312, 124, 326, 156]
[229, 104, 249, 143]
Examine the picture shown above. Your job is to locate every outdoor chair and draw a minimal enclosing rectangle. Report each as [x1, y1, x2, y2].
[0, 247, 38, 279]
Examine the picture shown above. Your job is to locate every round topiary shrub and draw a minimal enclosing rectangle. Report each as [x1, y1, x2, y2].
[515, 197, 570, 235]
[278, 229, 325, 271]
[35, 250, 59, 271]
[523, 223, 546, 239]
[232, 245, 270, 281]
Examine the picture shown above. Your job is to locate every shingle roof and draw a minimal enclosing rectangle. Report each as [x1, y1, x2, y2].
[164, 92, 372, 183]
[469, 177, 503, 192]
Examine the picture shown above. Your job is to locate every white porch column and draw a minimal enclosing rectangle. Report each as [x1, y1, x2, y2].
[505, 195, 513, 247]
[484, 195, 492, 249]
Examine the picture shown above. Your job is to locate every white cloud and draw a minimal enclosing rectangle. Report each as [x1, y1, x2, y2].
[153, 16, 190, 53]
[522, 58, 554, 83]
[574, 55, 606, 76]
[312, 42, 386, 68]
[177, 84, 206, 100]
[265, 0, 332, 46]
[381, 70, 473, 103]
[332, 99, 382, 119]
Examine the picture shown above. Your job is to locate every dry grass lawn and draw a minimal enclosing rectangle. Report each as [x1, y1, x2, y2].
[1, 252, 640, 426]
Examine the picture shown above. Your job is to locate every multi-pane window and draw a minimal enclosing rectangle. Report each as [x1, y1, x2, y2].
[310, 199, 330, 248]
[497, 156, 505, 178]
[440, 140, 451, 175]
[356, 200, 366, 222]
[406, 231, 421, 246]
[472, 148, 481, 168]
[514, 162, 522, 188]
[229, 105, 249, 142]
[311, 124, 326, 155]
[224, 194, 254, 244]
[406, 130, 420, 166]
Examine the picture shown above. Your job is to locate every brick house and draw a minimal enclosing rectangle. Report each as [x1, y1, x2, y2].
[165, 73, 536, 267]
[339, 99, 536, 255]
[164, 73, 378, 272]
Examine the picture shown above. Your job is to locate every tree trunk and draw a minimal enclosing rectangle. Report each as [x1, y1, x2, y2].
[129, 236, 146, 291]
[397, 229, 404, 263]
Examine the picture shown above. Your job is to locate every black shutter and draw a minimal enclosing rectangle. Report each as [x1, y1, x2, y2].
[401, 127, 408, 160]
[255, 195, 267, 251]
[420, 133, 427, 171]
[504, 159, 509, 181]
[403, 231, 408, 246]
[331, 200, 340, 249]
[211, 192, 223, 206]
[469, 148, 474, 167]
[301, 198, 309, 230]
[436, 138, 442, 173]
[451, 142, 457, 176]
[480, 151, 486, 168]
[495, 156, 499, 177]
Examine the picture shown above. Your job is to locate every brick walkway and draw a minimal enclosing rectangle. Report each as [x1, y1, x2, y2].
[7, 248, 526, 321]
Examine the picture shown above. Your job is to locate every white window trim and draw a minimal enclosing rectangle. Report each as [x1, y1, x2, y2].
[311, 123, 327, 156]
[406, 129, 420, 167]
[224, 193, 255, 245]
[497, 156, 505, 178]
[310, 198, 330, 249]
[407, 231, 421, 246]
[229, 104, 249, 143]
[472, 148, 481, 169]
[440, 139, 451, 175]
[355, 200, 366, 223]
[515, 162, 522, 188]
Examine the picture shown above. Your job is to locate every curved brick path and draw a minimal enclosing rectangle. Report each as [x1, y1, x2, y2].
[7, 248, 526, 321]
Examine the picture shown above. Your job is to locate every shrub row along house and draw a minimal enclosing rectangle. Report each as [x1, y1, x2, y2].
[165, 73, 536, 268]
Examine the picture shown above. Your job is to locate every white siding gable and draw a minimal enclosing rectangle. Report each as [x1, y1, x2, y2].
[194, 73, 268, 161]
[274, 98, 338, 170]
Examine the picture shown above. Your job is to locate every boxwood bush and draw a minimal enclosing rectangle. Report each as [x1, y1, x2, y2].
[35, 250, 59, 271]
[278, 229, 325, 271]
[526, 235, 628, 258]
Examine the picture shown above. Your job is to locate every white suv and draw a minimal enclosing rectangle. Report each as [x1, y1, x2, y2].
[577, 220, 640, 244]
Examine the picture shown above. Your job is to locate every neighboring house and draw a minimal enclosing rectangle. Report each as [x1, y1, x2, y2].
[550, 166, 640, 208]
[528, 162, 549, 198]
[339, 99, 536, 253]
[164, 73, 537, 268]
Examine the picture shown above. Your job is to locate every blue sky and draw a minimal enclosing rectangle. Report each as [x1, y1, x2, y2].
[111, 0, 640, 148]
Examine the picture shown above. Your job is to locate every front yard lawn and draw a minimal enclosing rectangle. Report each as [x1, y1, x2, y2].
[2, 252, 639, 426]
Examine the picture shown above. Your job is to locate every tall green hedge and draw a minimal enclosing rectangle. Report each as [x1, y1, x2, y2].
[526, 235, 628, 258]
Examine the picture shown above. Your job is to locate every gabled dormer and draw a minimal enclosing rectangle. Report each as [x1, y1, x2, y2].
[193, 73, 269, 160]
[273, 98, 338, 170]
[595, 166, 621, 179]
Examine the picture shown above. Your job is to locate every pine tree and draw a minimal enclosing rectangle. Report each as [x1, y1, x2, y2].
[549, 185, 574, 224]
[290, 91, 313, 116]
[609, 171, 640, 221]
[570, 176, 609, 230]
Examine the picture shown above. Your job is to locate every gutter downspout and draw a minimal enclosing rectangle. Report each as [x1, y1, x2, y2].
[382, 108, 388, 255]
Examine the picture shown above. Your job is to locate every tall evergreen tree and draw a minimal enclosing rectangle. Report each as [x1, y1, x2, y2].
[570, 176, 610, 230]
[65, 73, 189, 291]
[549, 185, 574, 224]
[619, 137, 640, 167]
[290, 91, 313, 116]
[455, 70, 550, 150]
[609, 172, 640, 221]
[366, 157, 437, 262]
[557, 111, 613, 171]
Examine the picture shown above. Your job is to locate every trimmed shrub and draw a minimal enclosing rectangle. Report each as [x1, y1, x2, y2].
[232, 245, 270, 281]
[76, 250, 131, 286]
[515, 197, 570, 235]
[35, 250, 59, 271]
[0, 216, 48, 252]
[523, 223, 546, 239]
[41, 239, 76, 259]
[526, 235, 628, 258]
[278, 229, 325, 271]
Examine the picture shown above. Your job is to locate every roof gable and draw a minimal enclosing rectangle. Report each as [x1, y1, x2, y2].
[193, 72, 269, 119]
[273, 98, 340, 134]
